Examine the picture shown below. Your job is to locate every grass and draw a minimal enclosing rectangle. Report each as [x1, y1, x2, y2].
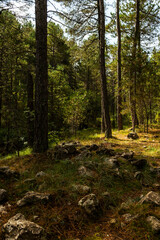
[0, 126, 160, 239]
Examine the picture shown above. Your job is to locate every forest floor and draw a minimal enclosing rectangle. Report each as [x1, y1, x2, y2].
[0, 127, 160, 240]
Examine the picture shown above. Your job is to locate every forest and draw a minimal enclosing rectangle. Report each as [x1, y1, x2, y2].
[0, 0, 160, 239]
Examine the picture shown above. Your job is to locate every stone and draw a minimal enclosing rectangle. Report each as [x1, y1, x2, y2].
[2, 213, 46, 240]
[101, 192, 111, 207]
[0, 189, 8, 203]
[23, 178, 37, 185]
[63, 144, 77, 154]
[88, 144, 99, 151]
[152, 183, 160, 190]
[146, 216, 160, 233]
[35, 171, 47, 178]
[120, 199, 135, 212]
[78, 193, 99, 215]
[150, 167, 160, 176]
[139, 191, 160, 205]
[96, 148, 115, 156]
[127, 132, 139, 139]
[54, 147, 68, 160]
[0, 166, 20, 179]
[103, 158, 119, 168]
[17, 191, 52, 207]
[72, 184, 91, 194]
[0, 203, 11, 216]
[54, 142, 78, 160]
[78, 166, 96, 178]
[75, 150, 92, 161]
[131, 159, 147, 169]
[121, 151, 134, 160]
[134, 171, 144, 181]
[122, 213, 139, 223]
[0, 205, 7, 215]
[110, 218, 117, 225]
[83, 161, 98, 170]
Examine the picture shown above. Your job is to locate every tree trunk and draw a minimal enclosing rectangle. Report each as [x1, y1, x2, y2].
[27, 72, 34, 147]
[130, 0, 140, 132]
[34, 0, 48, 152]
[97, 0, 112, 138]
[116, 0, 123, 130]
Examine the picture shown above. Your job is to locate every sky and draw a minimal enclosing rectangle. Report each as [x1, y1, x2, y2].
[1, 0, 115, 27]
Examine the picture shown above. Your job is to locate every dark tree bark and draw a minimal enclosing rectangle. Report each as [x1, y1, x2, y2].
[116, 0, 123, 130]
[34, 0, 48, 152]
[27, 72, 34, 147]
[130, 0, 140, 132]
[97, 0, 112, 138]
[0, 60, 2, 128]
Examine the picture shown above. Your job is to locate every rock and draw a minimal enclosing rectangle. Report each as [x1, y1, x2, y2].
[96, 148, 115, 156]
[72, 184, 91, 194]
[78, 166, 97, 178]
[150, 167, 160, 176]
[0, 166, 20, 179]
[54, 147, 68, 160]
[0, 189, 8, 203]
[146, 216, 160, 233]
[127, 132, 139, 139]
[83, 161, 98, 170]
[54, 143, 78, 160]
[101, 192, 111, 207]
[0, 203, 11, 216]
[134, 171, 144, 181]
[63, 144, 77, 154]
[0, 205, 7, 215]
[152, 183, 160, 190]
[120, 199, 135, 212]
[117, 156, 127, 164]
[46, 149, 54, 160]
[35, 171, 47, 178]
[17, 191, 52, 207]
[103, 158, 119, 168]
[75, 150, 92, 161]
[88, 144, 99, 151]
[110, 218, 117, 225]
[78, 193, 99, 215]
[122, 213, 139, 223]
[2, 213, 46, 240]
[121, 151, 134, 160]
[23, 178, 37, 185]
[139, 191, 160, 205]
[131, 159, 147, 169]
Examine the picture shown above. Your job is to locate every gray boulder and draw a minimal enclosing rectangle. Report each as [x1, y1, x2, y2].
[134, 171, 144, 181]
[0, 189, 8, 203]
[72, 184, 91, 194]
[0, 166, 20, 179]
[127, 132, 139, 139]
[146, 216, 160, 233]
[103, 158, 119, 168]
[78, 166, 97, 178]
[131, 159, 147, 169]
[2, 213, 46, 240]
[88, 144, 99, 151]
[139, 191, 160, 205]
[17, 191, 52, 207]
[78, 193, 99, 215]
[121, 151, 134, 160]
[122, 213, 139, 223]
[35, 171, 47, 178]
[75, 150, 92, 161]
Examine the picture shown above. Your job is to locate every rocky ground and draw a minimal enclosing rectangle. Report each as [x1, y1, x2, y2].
[0, 129, 160, 239]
